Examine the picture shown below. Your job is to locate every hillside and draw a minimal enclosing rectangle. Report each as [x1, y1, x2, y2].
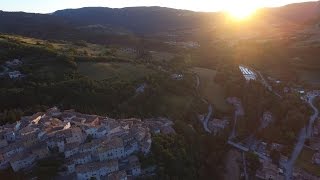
[53, 6, 217, 34]
[0, 34, 204, 121]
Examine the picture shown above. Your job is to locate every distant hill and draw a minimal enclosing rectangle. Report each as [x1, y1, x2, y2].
[0, 2, 319, 39]
[258, 1, 320, 25]
[0, 11, 74, 39]
[52, 6, 217, 34]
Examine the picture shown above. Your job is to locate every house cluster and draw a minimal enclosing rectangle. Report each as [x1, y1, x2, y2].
[171, 74, 184, 81]
[207, 118, 229, 135]
[0, 107, 175, 179]
[256, 159, 285, 180]
[260, 111, 274, 129]
[0, 59, 24, 79]
[135, 83, 147, 94]
[227, 97, 244, 116]
[292, 167, 320, 180]
[165, 41, 200, 49]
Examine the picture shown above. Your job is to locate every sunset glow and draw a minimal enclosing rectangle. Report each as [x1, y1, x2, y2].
[216, 1, 262, 20]
[0, 0, 314, 13]
[224, 5, 258, 20]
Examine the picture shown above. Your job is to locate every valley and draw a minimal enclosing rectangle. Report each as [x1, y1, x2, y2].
[0, 1, 320, 179]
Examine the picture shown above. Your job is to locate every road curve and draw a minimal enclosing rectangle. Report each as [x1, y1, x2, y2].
[194, 74, 213, 133]
[307, 97, 319, 138]
[284, 96, 319, 180]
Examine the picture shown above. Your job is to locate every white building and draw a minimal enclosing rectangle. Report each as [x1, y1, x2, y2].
[97, 138, 125, 161]
[65, 127, 86, 144]
[108, 170, 127, 180]
[0, 139, 8, 148]
[5, 59, 22, 67]
[65, 160, 76, 174]
[64, 143, 80, 158]
[124, 141, 139, 157]
[10, 152, 36, 172]
[3, 130, 15, 142]
[72, 152, 92, 165]
[141, 139, 152, 154]
[127, 156, 141, 176]
[47, 137, 65, 152]
[76, 160, 119, 180]
[83, 126, 99, 138]
[8, 71, 23, 79]
[79, 140, 101, 153]
[208, 119, 229, 135]
[0, 143, 24, 160]
[95, 127, 108, 139]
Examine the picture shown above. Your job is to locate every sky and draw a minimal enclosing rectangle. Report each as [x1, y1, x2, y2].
[0, 0, 316, 13]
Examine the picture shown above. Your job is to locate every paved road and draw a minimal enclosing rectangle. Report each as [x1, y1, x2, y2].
[256, 70, 282, 98]
[194, 74, 213, 133]
[242, 152, 249, 180]
[228, 140, 249, 152]
[307, 96, 319, 138]
[284, 96, 319, 180]
[203, 104, 213, 133]
[283, 127, 306, 180]
[229, 111, 239, 139]
[195, 74, 200, 90]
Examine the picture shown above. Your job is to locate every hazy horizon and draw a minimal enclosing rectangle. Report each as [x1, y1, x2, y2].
[0, 0, 317, 13]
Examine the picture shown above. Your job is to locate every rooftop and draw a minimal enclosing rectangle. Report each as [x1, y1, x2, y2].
[76, 160, 118, 173]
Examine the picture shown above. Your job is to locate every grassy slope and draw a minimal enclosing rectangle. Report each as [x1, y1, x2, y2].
[296, 147, 320, 177]
[0, 33, 202, 120]
[0, 34, 113, 58]
[192, 67, 231, 112]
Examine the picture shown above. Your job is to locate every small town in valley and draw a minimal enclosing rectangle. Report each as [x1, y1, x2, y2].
[0, 107, 175, 179]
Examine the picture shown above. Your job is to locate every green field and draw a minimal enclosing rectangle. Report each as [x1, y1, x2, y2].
[296, 147, 320, 177]
[192, 67, 231, 112]
[0, 35, 113, 58]
[77, 62, 155, 81]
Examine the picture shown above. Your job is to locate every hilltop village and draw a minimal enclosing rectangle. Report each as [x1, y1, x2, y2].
[0, 107, 175, 179]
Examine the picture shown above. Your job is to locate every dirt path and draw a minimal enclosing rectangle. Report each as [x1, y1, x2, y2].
[224, 149, 241, 180]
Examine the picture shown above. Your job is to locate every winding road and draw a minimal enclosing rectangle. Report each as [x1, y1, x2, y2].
[255, 69, 282, 98]
[194, 74, 213, 133]
[307, 96, 319, 138]
[283, 95, 319, 180]
[203, 105, 213, 133]
[229, 111, 239, 139]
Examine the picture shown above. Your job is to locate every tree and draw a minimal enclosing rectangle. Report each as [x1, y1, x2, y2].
[246, 153, 261, 177]
[270, 150, 281, 165]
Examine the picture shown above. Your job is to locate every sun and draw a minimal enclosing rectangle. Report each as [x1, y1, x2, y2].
[227, 8, 256, 20]
[223, 4, 259, 20]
